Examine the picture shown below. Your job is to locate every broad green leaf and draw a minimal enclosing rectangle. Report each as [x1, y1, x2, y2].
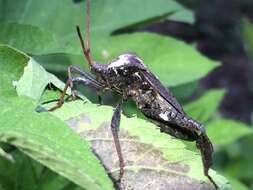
[0, 0, 191, 55]
[171, 81, 198, 103]
[33, 53, 86, 75]
[0, 23, 58, 54]
[0, 97, 114, 190]
[90, 33, 219, 87]
[206, 119, 253, 146]
[184, 90, 225, 123]
[46, 100, 231, 190]
[0, 0, 190, 37]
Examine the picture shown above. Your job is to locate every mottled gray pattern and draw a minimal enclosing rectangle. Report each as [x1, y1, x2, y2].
[65, 114, 215, 190]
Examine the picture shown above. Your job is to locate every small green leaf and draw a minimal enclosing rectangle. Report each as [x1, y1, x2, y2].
[0, 45, 70, 101]
[206, 119, 253, 146]
[16, 57, 68, 102]
[0, 45, 28, 96]
[184, 90, 225, 123]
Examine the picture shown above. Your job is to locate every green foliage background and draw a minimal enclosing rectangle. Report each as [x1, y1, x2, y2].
[0, 0, 253, 190]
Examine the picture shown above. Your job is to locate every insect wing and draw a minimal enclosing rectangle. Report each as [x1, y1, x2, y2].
[141, 69, 184, 114]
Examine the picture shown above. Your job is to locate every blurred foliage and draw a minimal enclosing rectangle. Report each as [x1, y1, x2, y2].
[0, 0, 253, 190]
[243, 18, 253, 62]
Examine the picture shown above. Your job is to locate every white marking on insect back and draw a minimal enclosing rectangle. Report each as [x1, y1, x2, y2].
[108, 53, 146, 68]
[159, 113, 169, 121]
[108, 54, 131, 68]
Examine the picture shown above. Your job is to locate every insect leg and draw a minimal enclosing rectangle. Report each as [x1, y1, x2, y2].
[97, 92, 102, 105]
[111, 100, 125, 182]
[196, 133, 218, 189]
[69, 65, 105, 104]
[48, 65, 104, 111]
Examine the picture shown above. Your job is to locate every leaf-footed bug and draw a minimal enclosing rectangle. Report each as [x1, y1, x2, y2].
[49, 0, 218, 189]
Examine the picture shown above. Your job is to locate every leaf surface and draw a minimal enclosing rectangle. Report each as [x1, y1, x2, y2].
[206, 119, 253, 146]
[47, 100, 231, 190]
[184, 90, 225, 123]
[0, 45, 114, 190]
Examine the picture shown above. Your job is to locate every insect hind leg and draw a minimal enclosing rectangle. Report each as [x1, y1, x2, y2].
[111, 100, 125, 183]
[196, 133, 218, 189]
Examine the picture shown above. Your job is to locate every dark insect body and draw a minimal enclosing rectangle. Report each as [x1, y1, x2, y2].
[49, 0, 218, 189]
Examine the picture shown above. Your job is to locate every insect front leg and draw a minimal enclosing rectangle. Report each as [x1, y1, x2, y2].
[49, 65, 104, 111]
[110, 100, 125, 183]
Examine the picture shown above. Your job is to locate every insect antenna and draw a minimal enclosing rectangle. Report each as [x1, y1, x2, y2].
[76, 0, 93, 67]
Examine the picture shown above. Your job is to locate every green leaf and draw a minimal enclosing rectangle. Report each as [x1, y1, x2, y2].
[171, 81, 198, 103]
[0, 45, 69, 102]
[36, 169, 71, 190]
[167, 8, 194, 24]
[184, 90, 225, 123]
[0, 150, 38, 190]
[0, 45, 28, 96]
[225, 157, 253, 181]
[226, 175, 250, 190]
[0, 147, 13, 163]
[206, 119, 253, 146]
[0, 149, 73, 190]
[0, 45, 114, 190]
[0, 0, 191, 37]
[243, 18, 253, 61]
[0, 97, 114, 190]
[0, 0, 215, 87]
[16, 57, 69, 102]
[0, 0, 191, 56]
[45, 100, 231, 190]
[0, 23, 58, 54]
